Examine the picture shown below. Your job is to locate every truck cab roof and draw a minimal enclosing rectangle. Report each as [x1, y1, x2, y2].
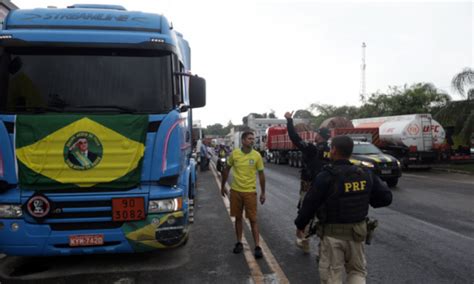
[1, 5, 190, 68]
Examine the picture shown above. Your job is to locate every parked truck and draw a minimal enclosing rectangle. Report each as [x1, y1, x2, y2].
[0, 4, 205, 256]
[265, 124, 402, 187]
[265, 125, 317, 166]
[351, 114, 446, 168]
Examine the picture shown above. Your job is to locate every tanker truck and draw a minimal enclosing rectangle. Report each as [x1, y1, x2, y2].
[350, 114, 446, 168]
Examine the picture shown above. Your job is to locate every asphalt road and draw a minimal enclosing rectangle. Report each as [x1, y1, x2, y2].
[0, 161, 473, 283]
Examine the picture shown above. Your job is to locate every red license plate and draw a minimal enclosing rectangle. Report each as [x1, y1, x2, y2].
[112, 197, 145, 221]
[69, 234, 104, 247]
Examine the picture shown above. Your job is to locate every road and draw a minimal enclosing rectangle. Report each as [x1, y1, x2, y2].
[0, 161, 473, 283]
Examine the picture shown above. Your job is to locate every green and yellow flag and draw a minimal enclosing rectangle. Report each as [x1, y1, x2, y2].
[16, 115, 148, 190]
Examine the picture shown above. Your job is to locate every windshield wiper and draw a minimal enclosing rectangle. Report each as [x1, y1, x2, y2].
[69, 105, 137, 113]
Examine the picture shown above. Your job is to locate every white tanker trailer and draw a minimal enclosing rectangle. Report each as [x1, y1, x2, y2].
[351, 114, 446, 167]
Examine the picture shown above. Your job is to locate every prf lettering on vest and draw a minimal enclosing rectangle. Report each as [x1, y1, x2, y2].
[344, 180, 367, 192]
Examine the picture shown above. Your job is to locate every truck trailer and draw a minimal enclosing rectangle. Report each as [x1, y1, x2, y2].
[351, 114, 446, 168]
[0, 4, 206, 256]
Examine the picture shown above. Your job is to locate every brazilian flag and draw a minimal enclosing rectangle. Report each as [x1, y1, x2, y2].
[16, 115, 148, 190]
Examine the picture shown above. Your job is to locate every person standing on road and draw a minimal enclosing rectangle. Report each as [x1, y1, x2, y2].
[284, 111, 331, 253]
[221, 131, 266, 259]
[295, 135, 392, 284]
[200, 140, 209, 171]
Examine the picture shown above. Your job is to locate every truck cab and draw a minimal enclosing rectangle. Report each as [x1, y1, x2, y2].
[0, 4, 205, 256]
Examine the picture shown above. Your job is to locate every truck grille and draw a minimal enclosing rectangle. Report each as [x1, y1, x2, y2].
[50, 222, 123, 231]
[47, 199, 113, 219]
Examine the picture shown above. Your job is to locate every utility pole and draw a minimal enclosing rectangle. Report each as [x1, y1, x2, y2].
[359, 42, 367, 102]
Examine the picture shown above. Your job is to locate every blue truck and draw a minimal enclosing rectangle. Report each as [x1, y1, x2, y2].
[0, 4, 206, 256]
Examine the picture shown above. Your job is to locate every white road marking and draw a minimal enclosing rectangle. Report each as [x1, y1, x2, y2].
[210, 162, 289, 284]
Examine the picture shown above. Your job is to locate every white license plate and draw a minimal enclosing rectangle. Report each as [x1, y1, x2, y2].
[381, 170, 392, 175]
[69, 234, 104, 247]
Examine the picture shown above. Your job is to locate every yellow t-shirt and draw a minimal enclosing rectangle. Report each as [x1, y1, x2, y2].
[227, 148, 264, 192]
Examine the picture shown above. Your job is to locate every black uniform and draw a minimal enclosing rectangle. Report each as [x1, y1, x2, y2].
[287, 118, 330, 183]
[295, 159, 392, 283]
[295, 159, 392, 230]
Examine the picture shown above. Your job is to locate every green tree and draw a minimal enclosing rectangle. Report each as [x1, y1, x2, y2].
[223, 120, 234, 135]
[363, 83, 450, 116]
[293, 109, 314, 119]
[435, 100, 473, 144]
[435, 68, 474, 144]
[205, 123, 226, 136]
[308, 82, 451, 127]
[451, 67, 474, 99]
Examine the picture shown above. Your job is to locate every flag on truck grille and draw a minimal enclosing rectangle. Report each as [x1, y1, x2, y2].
[16, 115, 147, 189]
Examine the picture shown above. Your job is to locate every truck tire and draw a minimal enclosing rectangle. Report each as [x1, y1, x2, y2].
[386, 178, 398, 188]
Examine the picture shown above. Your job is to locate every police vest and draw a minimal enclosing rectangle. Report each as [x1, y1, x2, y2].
[302, 142, 331, 182]
[323, 165, 372, 224]
[317, 142, 331, 163]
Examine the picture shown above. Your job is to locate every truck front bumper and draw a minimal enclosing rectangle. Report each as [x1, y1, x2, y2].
[0, 211, 187, 256]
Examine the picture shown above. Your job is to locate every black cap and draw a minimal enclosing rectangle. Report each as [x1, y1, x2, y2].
[316, 127, 331, 140]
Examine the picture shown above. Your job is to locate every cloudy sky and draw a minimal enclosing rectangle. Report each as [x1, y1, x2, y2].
[13, 0, 473, 127]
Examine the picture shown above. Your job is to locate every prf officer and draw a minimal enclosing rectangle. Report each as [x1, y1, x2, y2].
[295, 135, 392, 283]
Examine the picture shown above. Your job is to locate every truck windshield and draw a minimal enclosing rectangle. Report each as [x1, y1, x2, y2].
[0, 47, 173, 114]
[353, 143, 382, 155]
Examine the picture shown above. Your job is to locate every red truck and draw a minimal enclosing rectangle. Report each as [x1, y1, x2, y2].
[264, 125, 316, 167]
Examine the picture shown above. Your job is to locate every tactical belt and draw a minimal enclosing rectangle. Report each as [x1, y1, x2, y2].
[323, 221, 366, 241]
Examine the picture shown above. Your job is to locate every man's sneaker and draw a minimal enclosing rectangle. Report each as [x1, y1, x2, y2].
[233, 242, 243, 254]
[254, 246, 263, 259]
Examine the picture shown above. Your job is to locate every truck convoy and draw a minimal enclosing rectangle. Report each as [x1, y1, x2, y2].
[266, 114, 446, 168]
[265, 124, 402, 187]
[0, 4, 205, 256]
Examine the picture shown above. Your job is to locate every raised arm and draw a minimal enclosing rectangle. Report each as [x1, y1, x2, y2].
[285, 111, 308, 151]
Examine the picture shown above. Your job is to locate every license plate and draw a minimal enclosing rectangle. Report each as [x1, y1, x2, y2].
[69, 234, 104, 247]
[112, 197, 145, 222]
[381, 169, 392, 174]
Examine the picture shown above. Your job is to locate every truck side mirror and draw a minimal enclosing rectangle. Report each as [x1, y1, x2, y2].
[189, 75, 206, 108]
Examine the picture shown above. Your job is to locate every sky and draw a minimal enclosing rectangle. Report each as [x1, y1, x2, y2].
[12, 0, 474, 127]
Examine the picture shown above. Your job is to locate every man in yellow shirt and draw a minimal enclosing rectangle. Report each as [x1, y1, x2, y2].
[221, 131, 266, 259]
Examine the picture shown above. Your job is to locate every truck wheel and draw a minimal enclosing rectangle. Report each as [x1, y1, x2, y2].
[386, 178, 398, 188]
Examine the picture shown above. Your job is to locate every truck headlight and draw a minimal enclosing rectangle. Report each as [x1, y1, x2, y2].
[0, 204, 23, 218]
[396, 160, 401, 167]
[361, 161, 375, 168]
[148, 198, 182, 213]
